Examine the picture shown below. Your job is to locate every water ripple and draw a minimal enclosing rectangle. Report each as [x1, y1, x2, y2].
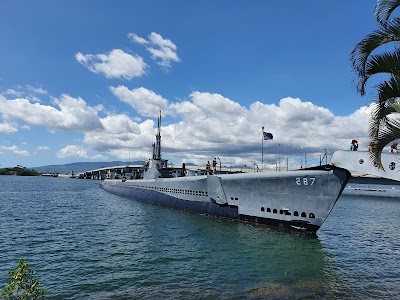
[0, 177, 400, 299]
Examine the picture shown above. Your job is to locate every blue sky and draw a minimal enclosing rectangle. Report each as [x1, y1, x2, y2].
[0, 1, 380, 169]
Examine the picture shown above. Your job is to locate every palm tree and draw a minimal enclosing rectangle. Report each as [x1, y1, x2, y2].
[350, 0, 400, 168]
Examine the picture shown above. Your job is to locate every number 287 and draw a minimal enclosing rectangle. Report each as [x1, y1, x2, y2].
[296, 177, 315, 185]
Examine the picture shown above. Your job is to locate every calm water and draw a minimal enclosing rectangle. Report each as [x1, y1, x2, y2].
[0, 176, 399, 299]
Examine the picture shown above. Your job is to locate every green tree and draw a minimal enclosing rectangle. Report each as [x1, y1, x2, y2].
[350, 0, 400, 168]
[1, 259, 46, 299]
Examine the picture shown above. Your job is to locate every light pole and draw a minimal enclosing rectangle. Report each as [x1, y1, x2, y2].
[278, 143, 281, 171]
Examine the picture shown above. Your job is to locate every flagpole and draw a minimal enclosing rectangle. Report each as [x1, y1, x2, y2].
[261, 126, 264, 172]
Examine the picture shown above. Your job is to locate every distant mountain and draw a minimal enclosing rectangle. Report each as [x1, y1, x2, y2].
[32, 161, 144, 174]
[32, 160, 198, 174]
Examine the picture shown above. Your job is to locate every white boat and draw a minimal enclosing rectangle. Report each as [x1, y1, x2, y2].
[331, 150, 400, 197]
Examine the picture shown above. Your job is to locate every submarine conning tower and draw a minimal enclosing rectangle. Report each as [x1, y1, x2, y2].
[144, 111, 167, 179]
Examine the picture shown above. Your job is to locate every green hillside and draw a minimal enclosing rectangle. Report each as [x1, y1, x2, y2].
[0, 166, 41, 176]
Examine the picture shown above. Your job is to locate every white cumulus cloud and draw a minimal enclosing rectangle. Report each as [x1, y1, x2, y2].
[0, 145, 29, 156]
[27, 86, 48, 95]
[76, 49, 148, 79]
[110, 86, 169, 117]
[0, 122, 18, 133]
[56, 145, 109, 161]
[1, 85, 47, 103]
[83, 119, 154, 160]
[57, 145, 88, 158]
[100, 114, 141, 135]
[0, 94, 104, 132]
[129, 32, 180, 69]
[36, 146, 50, 151]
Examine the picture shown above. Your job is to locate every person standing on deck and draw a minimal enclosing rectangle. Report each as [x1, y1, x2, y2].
[350, 140, 358, 151]
[212, 158, 217, 174]
[206, 161, 211, 175]
[389, 142, 398, 154]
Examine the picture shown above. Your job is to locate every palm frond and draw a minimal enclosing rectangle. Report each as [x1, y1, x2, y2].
[369, 100, 399, 140]
[350, 18, 400, 95]
[366, 49, 400, 76]
[375, 75, 400, 103]
[369, 79, 400, 168]
[370, 116, 400, 169]
[375, 0, 400, 27]
[357, 49, 400, 94]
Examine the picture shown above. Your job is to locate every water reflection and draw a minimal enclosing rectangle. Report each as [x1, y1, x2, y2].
[115, 207, 346, 299]
[1, 177, 400, 299]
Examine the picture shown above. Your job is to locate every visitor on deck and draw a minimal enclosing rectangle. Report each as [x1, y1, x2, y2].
[389, 142, 398, 154]
[206, 161, 211, 175]
[212, 158, 217, 174]
[350, 139, 358, 151]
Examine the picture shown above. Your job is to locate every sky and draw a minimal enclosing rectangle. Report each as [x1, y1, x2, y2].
[0, 0, 383, 169]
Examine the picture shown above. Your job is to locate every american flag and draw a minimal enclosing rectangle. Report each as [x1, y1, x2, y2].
[263, 132, 273, 140]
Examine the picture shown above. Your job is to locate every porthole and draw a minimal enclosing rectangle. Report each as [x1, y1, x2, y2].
[273, 209, 277, 214]
[389, 162, 396, 170]
[279, 209, 283, 214]
[261, 207, 265, 212]
[309, 213, 315, 218]
[301, 212, 307, 217]
[267, 208, 271, 212]
[285, 211, 291, 216]
[359, 159, 364, 164]
[294, 211, 299, 216]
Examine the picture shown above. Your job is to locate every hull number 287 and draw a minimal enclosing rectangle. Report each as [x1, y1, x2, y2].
[296, 177, 315, 185]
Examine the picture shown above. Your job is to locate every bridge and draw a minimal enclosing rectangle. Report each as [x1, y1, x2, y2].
[80, 164, 145, 180]
[80, 163, 244, 180]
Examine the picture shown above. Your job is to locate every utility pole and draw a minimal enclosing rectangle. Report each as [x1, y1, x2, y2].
[304, 153, 307, 168]
[278, 143, 281, 171]
[261, 126, 264, 172]
[217, 157, 221, 171]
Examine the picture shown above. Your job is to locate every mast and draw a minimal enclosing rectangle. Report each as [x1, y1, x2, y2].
[153, 111, 162, 160]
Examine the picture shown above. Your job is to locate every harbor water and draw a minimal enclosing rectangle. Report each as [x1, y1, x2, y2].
[1, 176, 399, 299]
